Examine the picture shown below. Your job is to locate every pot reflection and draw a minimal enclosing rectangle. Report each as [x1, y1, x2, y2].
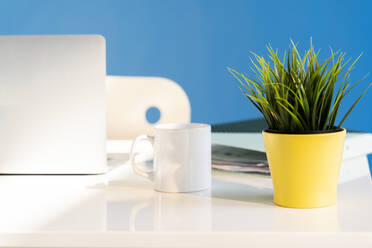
[273, 204, 340, 231]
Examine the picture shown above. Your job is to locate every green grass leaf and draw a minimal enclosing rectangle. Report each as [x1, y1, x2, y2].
[229, 39, 370, 132]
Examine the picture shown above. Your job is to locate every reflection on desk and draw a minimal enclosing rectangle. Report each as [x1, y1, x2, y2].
[0, 140, 371, 247]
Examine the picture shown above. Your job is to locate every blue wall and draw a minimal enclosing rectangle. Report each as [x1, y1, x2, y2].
[1, 0, 372, 172]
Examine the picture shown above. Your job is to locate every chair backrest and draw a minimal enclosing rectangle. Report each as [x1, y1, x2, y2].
[106, 76, 191, 139]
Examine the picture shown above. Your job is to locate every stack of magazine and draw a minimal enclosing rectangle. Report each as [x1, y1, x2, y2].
[212, 144, 270, 175]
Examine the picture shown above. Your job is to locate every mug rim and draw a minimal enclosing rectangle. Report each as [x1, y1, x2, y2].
[155, 123, 210, 131]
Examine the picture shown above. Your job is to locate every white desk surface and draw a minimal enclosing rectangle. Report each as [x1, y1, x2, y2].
[0, 140, 372, 248]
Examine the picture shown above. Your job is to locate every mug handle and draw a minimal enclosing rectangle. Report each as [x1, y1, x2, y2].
[130, 134, 154, 180]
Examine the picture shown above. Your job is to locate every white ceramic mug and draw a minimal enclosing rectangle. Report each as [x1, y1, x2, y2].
[130, 123, 211, 193]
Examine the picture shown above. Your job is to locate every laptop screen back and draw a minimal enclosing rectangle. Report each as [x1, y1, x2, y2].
[0, 35, 107, 174]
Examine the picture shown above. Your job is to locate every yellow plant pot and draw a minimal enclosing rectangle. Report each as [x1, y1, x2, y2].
[263, 128, 346, 208]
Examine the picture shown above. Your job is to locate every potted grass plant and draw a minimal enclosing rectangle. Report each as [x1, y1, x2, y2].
[229, 39, 371, 208]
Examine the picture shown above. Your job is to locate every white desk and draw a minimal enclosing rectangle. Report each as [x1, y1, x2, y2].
[0, 141, 372, 248]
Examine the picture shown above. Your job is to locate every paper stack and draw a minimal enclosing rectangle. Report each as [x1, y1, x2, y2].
[212, 144, 269, 175]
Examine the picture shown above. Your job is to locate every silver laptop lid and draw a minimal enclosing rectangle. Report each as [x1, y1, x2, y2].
[0, 35, 107, 174]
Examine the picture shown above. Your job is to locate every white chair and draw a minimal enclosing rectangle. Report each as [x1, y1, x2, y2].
[106, 76, 191, 139]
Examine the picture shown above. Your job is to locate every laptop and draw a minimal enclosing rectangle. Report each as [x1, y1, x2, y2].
[0, 35, 107, 174]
